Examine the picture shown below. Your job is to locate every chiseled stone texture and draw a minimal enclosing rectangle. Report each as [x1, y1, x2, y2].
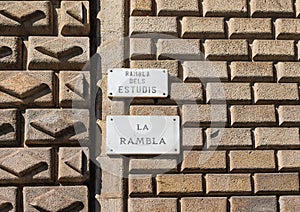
[165, 82, 203, 103]
[254, 173, 299, 194]
[182, 151, 226, 172]
[96, 196, 124, 212]
[28, 36, 89, 70]
[0, 187, 18, 212]
[0, 109, 18, 146]
[128, 198, 177, 212]
[206, 128, 252, 150]
[203, 0, 247, 17]
[130, 105, 179, 115]
[23, 186, 88, 212]
[59, 71, 90, 108]
[182, 128, 203, 149]
[129, 174, 153, 196]
[230, 196, 277, 212]
[156, 0, 200, 16]
[280, 196, 300, 212]
[58, 147, 89, 183]
[25, 109, 89, 146]
[156, 174, 203, 195]
[0, 1, 53, 35]
[278, 106, 300, 126]
[0, 148, 52, 184]
[206, 174, 252, 195]
[130, 38, 155, 60]
[60, 1, 90, 36]
[181, 197, 227, 212]
[275, 19, 300, 39]
[277, 62, 300, 82]
[250, 0, 294, 17]
[0, 71, 54, 107]
[0, 37, 22, 69]
[278, 150, 300, 171]
[130, 0, 154, 16]
[129, 158, 178, 173]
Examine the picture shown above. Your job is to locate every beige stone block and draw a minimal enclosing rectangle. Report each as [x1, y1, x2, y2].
[23, 186, 88, 212]
[59, 71, 90, 108]
[156, 0, 200, 16]
[182, 104, 227, 127]
[255, 128, 300, 149]
[275, 19, 300, 39]
[278, 106, 300, 126]
[130, 60, 179, 77]
[157, 39, 202, 60]
[297, 0, 300, 17]
[254, 173, 299, 193]
[28, 36, 89, 70]
[129, 174, 153, 196]
[156, 174, 203, 195]
[130, 105, 179, 115]
[182, 128, 203, 150]
[250, 0, 294, 17]
[206, 128, 252, 150]
[228, 18, 272, 39]
[0, 37, 22, 69]
[130, 38, 155, 60]
[230, 105, 276, 127]
[206, 174, 251, 195]
[25, 109, 89, 146]
[0, 1, 53, 35]
[130, 17, 177, 37]
[129, 158, 178, 173]
[96, 197, 124, 212]
[0, 148, 52, 184]
[181, 17, 225, 38]
[128, 198, 177, 212]
[168, 82, 203, 103]
[230, 62, 274, 82]
[230, 196, 277, 212]
[205, 40, 249, 60]
[0, 187, 17, 212]
[181, 151, 226, 172]
[58, 147, 89, 183]
[0, 109, 18, 146]
[60, 1, 90, 36]
[182, 61, 228, 82]
[277, 62, 300, 82]
[0, 71, 54, 107]
[206, 83, 251, 103]
[203, 0, 247, 17]
[181, 197, 227, 212]
[254, 83, 299, 103]
[280, 196, 300, 212]
[131, 0, 153, 16]
[252, 40, 295, 61]
[278, 150, 300, 171]
[229, 150, 275, 171]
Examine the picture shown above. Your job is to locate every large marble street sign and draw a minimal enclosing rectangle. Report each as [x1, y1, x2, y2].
[107, 69, 168, 98]
[106, 116, 180, 155]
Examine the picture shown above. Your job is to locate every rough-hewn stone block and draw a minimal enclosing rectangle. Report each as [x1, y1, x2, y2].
[206, 174, 251, 195]
[203, 0, 247, 17]
[25, 109, 89, 146]
[250, 0, 294, 17]
[59, 71, 90, 108]
[131, 0, 153, 16]
[28, 36, 89, 70]
[58, 147, 89, 183]
[182, 151, 226, 172]
[230, 196, 277, 212]
[254, 83, 299, 103]
[280, 196, 300, 212]
[230, 105, 276, 127]
[182, 104, 227, 127]
[0, 37, 22, 69]
[181, 17, 225, 38]
[23, 186, 88, 212]
[275, 19, 300, 39]
[96, 197, 124, 212]
[205, 40, 249, 60]
[182, 128, 203, 150]
[254, 173, 299, 194]
[0, 109, 18, 146]
[181, 197, 227, 212]
[129, 159, 178, 173]
[278, 106, 300, 126]
[130, 105, 179, 115]
[156, 174, 203, 195]
[277, 62, 300, 82]
[129, 174, 153, 196]
[206, 128, 252, 150]
[255, 128, 300, 149]
[156, 0, 200, 16]
[0, 187, 17, 212]
[229, 150, 275, 172]
[278, 150, 300, 171]
[252, 40, 295, 61]
[230, 62, 274, 82]
[128, 198, 177, 212]
[228, 18, 272, 39]
[130, 38, 155, 60]
[0, 1, 53, 35]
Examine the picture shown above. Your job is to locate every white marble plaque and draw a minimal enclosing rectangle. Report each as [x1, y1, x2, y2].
[107, 69, 168, 98]
[106, 116, 180, 155]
